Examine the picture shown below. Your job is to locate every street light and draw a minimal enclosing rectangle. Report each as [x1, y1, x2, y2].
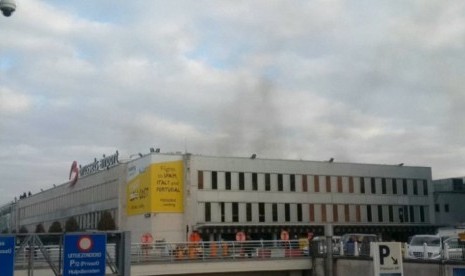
[0, 0, 16, 17]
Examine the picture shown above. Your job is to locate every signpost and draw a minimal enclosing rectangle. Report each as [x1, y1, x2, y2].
[63, 233, 106, 276]
[373, 242, 403, 276]
[0, 235, 16, 276]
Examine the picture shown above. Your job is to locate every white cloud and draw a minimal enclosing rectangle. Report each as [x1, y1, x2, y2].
[0, 0, 465, 204]
[0, 89, 32, 114]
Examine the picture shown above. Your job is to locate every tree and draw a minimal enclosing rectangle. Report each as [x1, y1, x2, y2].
[97, 211, 116, 231]
[65, 217, 79, 232]
[48, 221, 63, 233]
[19, 225, 28, 233]
[35, 223, 45, 233]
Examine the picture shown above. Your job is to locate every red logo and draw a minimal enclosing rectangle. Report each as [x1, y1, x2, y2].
[140, 233, 153, 244]
[77, 236, 93, 252]
[69, 161, 79, 187]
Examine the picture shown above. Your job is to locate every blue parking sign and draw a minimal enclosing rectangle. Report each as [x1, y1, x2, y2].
[63, 233, 106, 276]
[0, 235, 16, 276]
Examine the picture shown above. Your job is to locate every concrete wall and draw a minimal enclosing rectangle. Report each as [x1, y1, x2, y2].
[313, 257, 465, 276]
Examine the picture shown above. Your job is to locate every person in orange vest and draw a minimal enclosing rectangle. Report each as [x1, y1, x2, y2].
[221, 240, 229, 257]
[210, 241, 218, 258]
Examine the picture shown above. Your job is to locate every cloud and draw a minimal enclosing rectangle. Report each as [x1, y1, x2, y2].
[0, 0, 465, 204]
[0, 88, 32, 114]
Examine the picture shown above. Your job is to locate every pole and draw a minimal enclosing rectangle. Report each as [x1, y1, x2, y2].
[325, 224, 333, 276]
[28, 236, 34, 276]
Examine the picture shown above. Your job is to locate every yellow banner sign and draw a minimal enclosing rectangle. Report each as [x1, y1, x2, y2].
[126, 169, 151, 215]
[126, 161, 184, 215]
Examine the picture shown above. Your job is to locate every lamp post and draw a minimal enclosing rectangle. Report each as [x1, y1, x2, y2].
[325, 224, 334, 276]
[0, 0, 16, 17]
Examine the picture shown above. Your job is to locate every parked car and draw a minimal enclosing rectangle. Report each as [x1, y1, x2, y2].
[407, 235, 443, 260]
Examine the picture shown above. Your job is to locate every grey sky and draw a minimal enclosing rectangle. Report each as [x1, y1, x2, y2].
[1, 0, 464, 204]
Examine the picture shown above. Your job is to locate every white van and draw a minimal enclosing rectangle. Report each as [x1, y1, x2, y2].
[407, 235, 443, 260]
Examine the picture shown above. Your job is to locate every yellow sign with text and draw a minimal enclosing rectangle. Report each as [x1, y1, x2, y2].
[126, 161, 184, 215]
[126, 168, 151, 215]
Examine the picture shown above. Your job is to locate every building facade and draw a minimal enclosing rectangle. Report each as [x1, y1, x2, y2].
[0, 152, 436, 242]
[433, 177, 465, 226]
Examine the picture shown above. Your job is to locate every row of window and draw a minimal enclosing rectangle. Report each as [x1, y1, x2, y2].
[435, 204, 450, 213]
[200, 202, 429, 224]
[37, 209, 117, 232]
[198, 171, 429, 196]
[74, 209, 117, 230]
[19, 181, 118, 218]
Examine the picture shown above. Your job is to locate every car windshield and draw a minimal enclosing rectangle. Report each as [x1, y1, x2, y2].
[410, 236, 440, 246]
[445, 238, 458, 247]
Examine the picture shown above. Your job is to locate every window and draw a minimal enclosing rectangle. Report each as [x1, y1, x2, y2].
[252, 173, 258, 191]
[259, 203, 265, 222]
[337, 176, 342, 193]
[290, 175, 296, 192]
[356, 206, 361, 222]
[453, 178, 464, 191]
[314, 176, 320, 192]
[239, 173, 245, 190]
[278, 174, 283, 191]
[205, 203, 211, 222]
[232, 202, 239, 222]
[220, 203, 225, 222]
[435, 204, 440, 212]
[445, 204, 449, 213]
[409, 206, 415, 222]
[367, 205, 372, 222]
[272, 204, 278, 222]
[392, 179, 397, 194]
[360, 178, 365, 194]
[309, 204, 315, 222]
[420, 206, 425, 222]
[344, 205, 350, 222]
[423, 180, 428, 195]
[349, 177, 354, 193]
[333, 205, 338, 222]
[326, 176, 331, 192]
[321, 205, 327, 222]
[198, 171, 204, 189]
[246, 203, 252, 222]
[403, 206, 409, 222]
[413, 181, 418, 195]
[403, 179, 408, 195]
[297, 204, 302, 222]
[381, 178, 386, 194]
[302, 175, 308, 192]
[388, 206, 393, 222]
[211, 171, 217, 190]
[285, 204, 290, 222]
[265, 174, 271, 191]
[225, 172, 231, 190]
[378, 205, 383, 222]
[371, 178, 376, 194]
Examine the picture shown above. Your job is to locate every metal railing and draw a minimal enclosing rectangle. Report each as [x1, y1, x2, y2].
[12, 238, 465, 269]
[130, 240, 308, 262]
[13, 239, 308, 269]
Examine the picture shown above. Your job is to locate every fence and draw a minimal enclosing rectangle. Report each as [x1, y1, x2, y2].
[10, 237, 465, 270]
[9, 232, 129, 275]
[130, 239, 307, 262]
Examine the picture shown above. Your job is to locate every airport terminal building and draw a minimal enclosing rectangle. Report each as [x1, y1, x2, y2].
[0, 151, 436, 242]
